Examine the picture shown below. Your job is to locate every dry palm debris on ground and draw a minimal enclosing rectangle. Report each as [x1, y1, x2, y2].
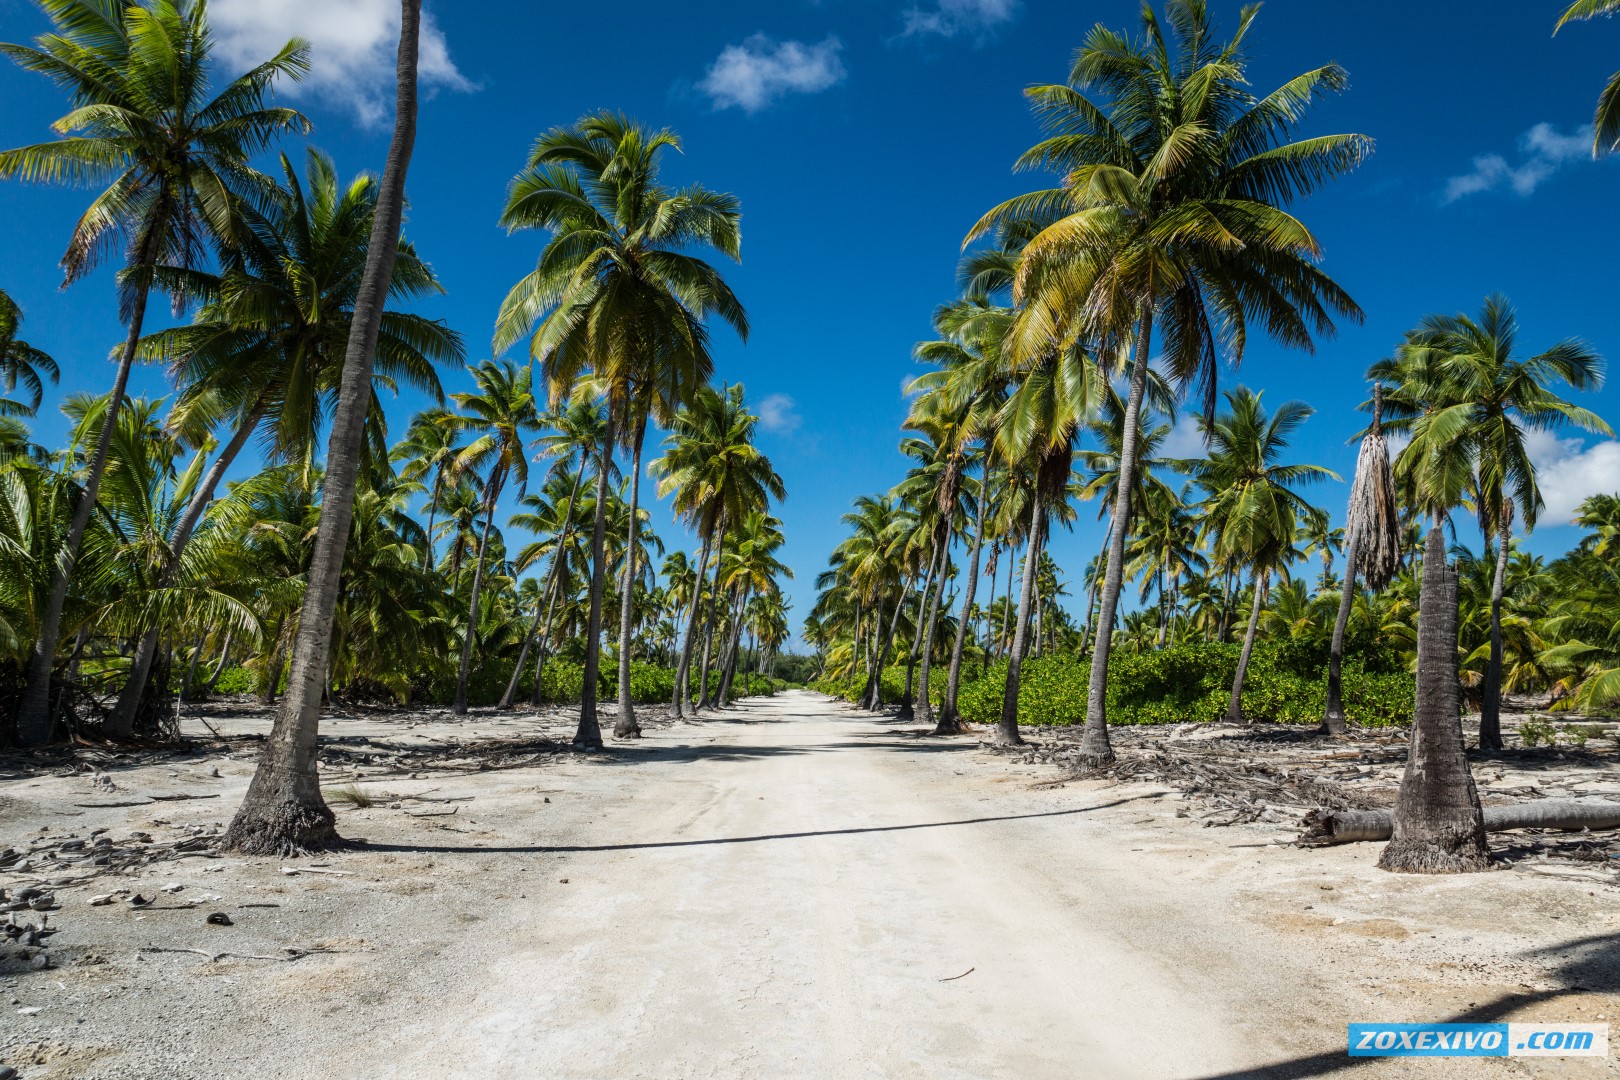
[981, 719, 1620, 877]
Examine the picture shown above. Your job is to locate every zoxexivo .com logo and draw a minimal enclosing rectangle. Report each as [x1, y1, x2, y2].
[1349, 1023, 1608, 1057]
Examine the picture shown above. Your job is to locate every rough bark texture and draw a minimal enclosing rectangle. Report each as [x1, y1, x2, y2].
[938, 457, 989, 734]
[997, 504, 1044, 747]
[1226, 569, 1268, 724]
[1377, 527, 1492, 874]
[224, 1, 420, 854]
[1478, 513, 1512, 751]
[1079, 312, 1154, 766]
[18, 217, 164, 745]
[1320, 530, 1360, 735]
[108, 398, 271, 736]
[671, 524, 714, 718]
[614, 421, 647, 738]
[574, 414, 617, 748]
[1305, 799, 1620, 845]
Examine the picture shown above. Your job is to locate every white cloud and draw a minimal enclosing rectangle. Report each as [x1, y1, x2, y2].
[1158, 413, 1206, 461]
[1525, 428, 1620, 525]
[901, 0, 1018, 38]
[210, 0, 473, 127]
[700, 35, 845, 113]
[1443, 122, 1593, 203]
[756, 393, 802, 435]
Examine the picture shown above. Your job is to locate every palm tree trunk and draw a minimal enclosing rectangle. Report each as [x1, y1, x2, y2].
[1226, 568, 1268, 725]
[181, 636, 202, 701]
[528, 563, 570, 707]
[1478, 508, 1512, 750]
[997, 499, 1044, 746]
[696, 525, 726, 710]
[574, 412, 617, 747]
[866, 577, 909, 711]
[17, 210, 167, 746]
[452, 471, 503, 716]
[939, 455, 990, 734]
[672, 523, 716, 718]
[224, 0, 420, 855]
[420, 469, 443, 573]
[717, 584, 750, 707]
[996, 552, 1013, 661]
[1155, 567, 1169, 649]
[1079, 310, 1153, 766]
[501, 464, 583, 710]
[1320, 529, 1361, 735]
[108, 396, 272, 737]
[899, 546, 943, 722]
[204, 629, 235, 694]
[981, 545, 1000, 677]
[614, 419, 648, 738]
[1378, 525, 1492, 873]
[914, 542, 950, 728]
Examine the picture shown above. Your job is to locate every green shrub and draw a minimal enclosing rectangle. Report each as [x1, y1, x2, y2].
[1519, 718, 1556, 747]
[952, 643, 1414, 728]
[210, 666, 256, 695]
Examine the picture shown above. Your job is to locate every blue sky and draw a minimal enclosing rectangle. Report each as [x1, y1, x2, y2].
[3, 0, 1620, 646]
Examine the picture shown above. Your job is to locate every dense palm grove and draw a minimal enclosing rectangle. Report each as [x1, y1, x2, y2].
[0, 0, 794, 784]
[808, 0, 1620, 792]
[2, 0, 1619, 872]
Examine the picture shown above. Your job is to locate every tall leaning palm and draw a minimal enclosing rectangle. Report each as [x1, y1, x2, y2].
[1556, 1, 1620, 154]
[495, 111, 746, 746]
[226, 0, 422, 855]
[0, 0, 309, 746]
[448, 360, 541, 715]
[112, 147, 459, 735]
[1398, 295, 1607, 749]
[968, 0, 1367, 764]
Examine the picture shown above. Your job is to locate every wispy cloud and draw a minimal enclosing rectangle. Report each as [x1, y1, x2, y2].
[757, 393, 802, 435]
[1526, 428, 1620, 524]
[700, 35, 845, 113]
[210, 0, 473, 127]
[1443, 122, 1593, 203]
[901, 0, 1019, 38]
[1159, 414, 1207, 461]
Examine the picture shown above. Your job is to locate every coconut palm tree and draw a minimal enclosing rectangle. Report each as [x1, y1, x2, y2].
[1395, 295, 1607, 749]
[395, 409, 463, 573]
[1, 0, 310, 746]
[1377, 361, 1492, 874]
[113, 147, 459, 733]
[651, 384, 783, 716]
[0, 290, 59, 418]
[226, 0, 422, 855]
[446, 360, 541, 715]
[1194, 388, 1334, 722]
[499, 398, 609, 710]
[967, 0, 1367, 764]
[909, 300, 1013, 733]
[495, 111, 747, 745]
[1556, 1, 1620, 154]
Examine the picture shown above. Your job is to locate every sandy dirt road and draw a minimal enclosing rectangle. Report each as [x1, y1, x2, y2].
[361, 690, 1267, 1079]
[8, 691, 1615, 1079]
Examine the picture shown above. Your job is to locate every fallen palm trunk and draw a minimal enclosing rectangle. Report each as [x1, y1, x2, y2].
[1301, 799, 1620, 845]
